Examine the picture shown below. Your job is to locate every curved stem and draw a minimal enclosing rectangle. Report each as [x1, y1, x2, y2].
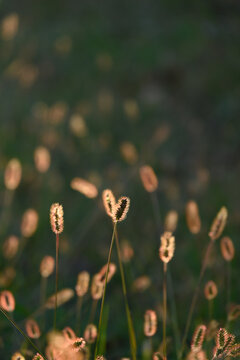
[94, 223, 116, 359]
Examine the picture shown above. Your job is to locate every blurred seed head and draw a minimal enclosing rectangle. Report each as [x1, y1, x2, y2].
[102, 189, 116, 218]
[120, 240, 134, 262]
[3, 235, 19, 259]
[84, 324, 97, 344]
[133, 276, 151, 292]
[186, 201, 201, 234]
[55, 35, 72, 54]
[50, 203, 64, 234]
[75, 271, 90, 297]
[0, 290, 15, 312]
[123, 100, 139, 120]
[69, 114, 88, 138]
[45, 288, 74, 309]
[191, 325, 207, 353]
[152, 353, 162, 360]
[0, 267, 16, 287]
[227, 304, 240, 322]
[34, 146, 51, 173]
[113, 196, 130, 223]
[21, 209, 39, 237]
[70, 337, 86, 352]
[40, 256, 55, 278]
[209, 207, 228, 241]
[25, 319, 41, 339]
[99, 263, 116, 284]
[48, 101, 68, 125]
[206, 320, 219, 341]
[4, 158, 22, 190]
[204, 281, 218, 301]
[70, 178, 98, 199]
[91, 274, 104, 300]
[220, 236, 235, 262]
[159, 232, 175, 264]
[144, 310, 157, 337]
[120, 142, 138, 165]
[164, 210, 178, 233]
[32, 354, 44, 360]
[11, 352, 25, 360]
[139, 165, 158, 193]
[187, 350, 207, 360]
[1, 13, 19, 40]
[62, 327, 76, 342]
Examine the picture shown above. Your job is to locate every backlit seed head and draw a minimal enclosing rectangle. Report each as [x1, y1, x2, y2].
[164, 210, 178, 232]
[45, 288, 74, 309]
[220, 236, 235, 262]
[4, 158, 22, 190]
[3, 235, 19, 259]
[50, 203, 64, 234]
[25, 318, 41, 339]
[191, 325, 207, 353]
[186, 201, 201, 234]
[40, 256, 55, 278]
[99, 263, 116, 284]
[153, 353, 162, 360]
[21, 209, 39, 237]
[209, 207, 228, 241]
[113, 196, 130, 223]
[227, 304, 240, 321]
[216, 328, 230, 349]
[11, 352, 25, 360]
[75, 271, 90, 297]
[102, 189, 116, 217]
[187, 350, 208, 360]
[0, 267, 16, 287]
[32, 354, 44, 360]
[70, 177, 98, 198]
[133, 276, 151, 292]
[228, 344, 240, 357]
[206, 320, 219, 341]
[0, 290, 15, 312]
[159, 232, 175, 264]
[144, 310, 157, 337]
[204, 281, 218, 301]
[139, 165, 158, 192]
[120, 240, 134, 263]
[34, 146, 51, 173]
[91, 274, 104, 300]
[84, 324, 97, 344]
[62, 327, 76, 342]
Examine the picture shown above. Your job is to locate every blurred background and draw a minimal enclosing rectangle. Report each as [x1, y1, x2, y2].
[0, 0, 240, 358]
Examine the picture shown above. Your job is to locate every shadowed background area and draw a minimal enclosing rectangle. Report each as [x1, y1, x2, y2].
[0, 0, 240, 358]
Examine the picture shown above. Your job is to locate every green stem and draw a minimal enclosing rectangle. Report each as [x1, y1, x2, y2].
[115, 227, 137, 360]
[0, 307, 47, 360]
[75, 296, 83, 334]
[163, 262, 167, 359]
[54, 233, 59, 330]
[94, 223, 116, 359]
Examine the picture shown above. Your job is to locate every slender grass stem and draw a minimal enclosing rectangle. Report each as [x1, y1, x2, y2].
[75, 295, 83, 334]
[54, 233, 59, 330]
[94, 223, 116, 359]
[179, 240, 214, 358]
[89, 299, 98, 324]
[0, 307, 47, 360]
[0, 189, 14, 235]
[115, 228, 137, 360]
[163, 262, 167, 359]
[208, 299, 213, 321]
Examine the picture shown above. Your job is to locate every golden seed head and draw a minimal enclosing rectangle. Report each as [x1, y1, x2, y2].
[45, 288, 74, 309]
[50, 203, 64, 234]
[21, 209, 39, 238]
[62, 326, 76, 342]
[25, 318, 41, 339]
[34, 146, 51, 173]
[3, 235, 19, 259]
[75, 271, 90, 297]
[70, 177, 98, 198]
[84, 324, 97, 344]
[113, 196, 130, 223]
[32, 354, 44, 360]
[191, 324, 207, 353]
[144, 310, 157, 337]
[4, 158, 22, 190]
[159, 231, 175, 264]
[71, 337, 86, 352]
[204, 281, 218, 301]
[102, 189, 116, 217]
[11, 352, 25, 360]
[139, 165, 158, 193]
[99, 263, 116, 284]
[209, 206, 228, 241]
[186, 200, 201, 234]
[187, 350, 208, 360]
[0, 290, 15, 312]
[91, 274, 104, 300]
[220, 236, 235, 262]
[164, 210, 178, 232]
[215, 328, 232, 349]
[40, 256, 55, 278]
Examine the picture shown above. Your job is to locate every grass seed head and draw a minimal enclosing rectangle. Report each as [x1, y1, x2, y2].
[91, 274, 104, 300]
[139, 165, 158, 192]
[40, 255, 55, 278]
[113, 196, 130, 223]
[204, 281, 218, 301]
[186, 201, 201, 234]
[209, 207, 228, 241]
[84, 324, 97, 344]
[50, 203, 64, 234]
[144, 310, 157, 337]
[0, 290, 15, 312]
[4, 158, 22, 190]
[164, 210, 178, 232]
[70, 177, 98, 198]
[11, 352, 25, 360]
[102, 189, 116, 217]
[45, 288, 74, 309]
[25, 318, 41, 339]
[34, 146, 51, 173]
[220, 236, 235, 262]
[191, 325, 207, 353]
[75, 271, 90, 297]
[159, 231, 175, 264]
[21, 209, 39, 238]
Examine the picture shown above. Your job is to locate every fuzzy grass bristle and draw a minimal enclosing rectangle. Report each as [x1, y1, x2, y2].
[102, 189, 116, 217]
[191, 324, 207, 353]
[75, 271, 90, 297]
[11, 353, 25, 360]
[70, 177, 98, 198]
[186, 201, 201, 234]
[84, 323, 98, 344]
[50, 203, 64, 234]
[144, 310, 157, 337]
[0, 290, 15, 312]
[204, 281, 218, 301]
[139, 165, 158, 193]
[209, 206, 228, 241]
[113, 196, 130, 223]
[159, 231, 175, 263]
[25, 318, 41, 339]
[220, 236, 235, 261]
